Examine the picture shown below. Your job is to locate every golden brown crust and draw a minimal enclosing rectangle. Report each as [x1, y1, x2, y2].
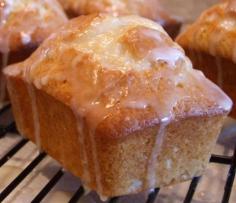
[0, 0, 68, 102]
[176, 1, 236, 117]
[58, 0, 167, 19]
[4, 14, 231, 198]
[176, 2, 236, 62]
[6, 74, 226, 197]
[0, 0, 68, 53]
[58, 0, 181, 38]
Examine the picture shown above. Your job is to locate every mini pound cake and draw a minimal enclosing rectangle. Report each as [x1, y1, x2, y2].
[58, 0, 181, 38]
[177, 0, 236, 117]
[0, 0, 68, 103]
[4, 14, 232, 199]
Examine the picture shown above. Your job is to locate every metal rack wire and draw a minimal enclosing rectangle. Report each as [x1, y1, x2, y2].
[0, 104, 235, 203]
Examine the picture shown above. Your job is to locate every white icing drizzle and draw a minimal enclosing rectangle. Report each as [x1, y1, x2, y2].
[73, 113, 90, 183]
[150, 46, 184, 67]
[100, 195, 109, 202]
[70, 55, 91, 188]
[140, 26, 185, 67]
[0, 53, 8, 103]
[166, 159, 172, 170]
[24, 63, 42, 151]
[124, 101, 149, 109]
[83, 185, 92, 195]
[49, 16, 186, 195]
[26, 84, 41, 150]
[88, 129, 103, 194]
[128, 180, 142, 193]
[13, 15, 232, 197]
[20, 32, 31, 45]
[146, 117, 170, 188]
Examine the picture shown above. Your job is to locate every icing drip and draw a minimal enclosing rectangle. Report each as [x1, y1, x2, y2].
[73, 113, 90, 183]
[149, 46, 184, 67]
[70, 56, 91, 186]
[146, 118, 170, 188]
[26, 84, 41, 150]
[0, 53, 8, 103]
[88, 129, 103, 194]
[20, 32, 31, 45]
[69, 54, 108, 194]
[24, 65, 41, 151]
[139, 28, 185, 67]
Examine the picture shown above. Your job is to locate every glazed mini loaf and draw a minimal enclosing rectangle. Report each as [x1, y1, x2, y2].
[177, 0, 236, 117]
[4, 14, 232, 199]
[58, 0, 181, 38]
[0, 0, 67, 103]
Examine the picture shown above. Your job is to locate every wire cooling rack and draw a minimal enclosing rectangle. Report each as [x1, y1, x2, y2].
[0, 104, 235, 203]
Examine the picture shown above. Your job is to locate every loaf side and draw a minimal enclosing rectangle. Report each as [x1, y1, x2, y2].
[6, 74, 225, 197]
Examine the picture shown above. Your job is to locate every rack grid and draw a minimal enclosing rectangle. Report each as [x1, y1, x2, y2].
[0, 104, 235, 203]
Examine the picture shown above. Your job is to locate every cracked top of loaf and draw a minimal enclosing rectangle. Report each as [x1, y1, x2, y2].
[0, 0, 68, 53]
[177, 0, 236, 63]
[4, 14, 232, 138]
